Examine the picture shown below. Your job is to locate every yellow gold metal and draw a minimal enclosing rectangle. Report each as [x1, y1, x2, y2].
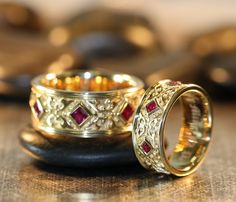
[30, 70, 144, 138]
[132, 80, 213, 176]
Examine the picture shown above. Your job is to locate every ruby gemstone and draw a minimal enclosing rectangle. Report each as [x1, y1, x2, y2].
[141, 141, 152, 153]
[169, 80, 178, 86]
[121, 104, 134, 121]
[71, 107, 88, 125]
[146, 100, 157, 113]
[33, 101, 42, 117]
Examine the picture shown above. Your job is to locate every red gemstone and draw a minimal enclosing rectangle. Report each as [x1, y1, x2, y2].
[141, 141, 152, 153]
[146, 100, 157, 113]
[121, 104, 134, 121]
[33, 100, 42, 117]
[71, 107, 88, 125]
[169, 80, 178, 86]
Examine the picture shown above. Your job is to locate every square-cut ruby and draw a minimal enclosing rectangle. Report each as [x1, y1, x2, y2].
[33, 100, 43, 117]
[121, 104, 134, 121]
[146, 100, 157, 113]
[141, 141, 152, 153]
[71, 106, 88, 125]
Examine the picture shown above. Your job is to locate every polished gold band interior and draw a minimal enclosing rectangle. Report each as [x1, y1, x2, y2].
[30, 70, 144, 138]
[132, 80, 213, 176]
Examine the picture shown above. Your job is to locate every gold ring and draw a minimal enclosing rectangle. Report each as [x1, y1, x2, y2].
[132, 80, 213, 176]
[30, 70, 144, 138]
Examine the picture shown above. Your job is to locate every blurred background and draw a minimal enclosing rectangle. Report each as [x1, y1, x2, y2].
[0, 0, 236, 100]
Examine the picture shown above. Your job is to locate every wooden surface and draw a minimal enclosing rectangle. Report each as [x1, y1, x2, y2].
[0, 101, 235, 202]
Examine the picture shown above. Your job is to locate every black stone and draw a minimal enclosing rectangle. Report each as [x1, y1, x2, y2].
[19, 126, 138, 167]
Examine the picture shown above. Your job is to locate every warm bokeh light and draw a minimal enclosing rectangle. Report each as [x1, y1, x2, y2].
[210, 67, 230, 83]
[219, 29, 236, 51]
[49, 26, 70, 46]
[0, 65, 6, 78]
[124, 25, 155, 48]
[48, 54, 75, 73]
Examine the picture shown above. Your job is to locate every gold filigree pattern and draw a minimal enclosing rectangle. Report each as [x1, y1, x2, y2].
[30, 87, 144, 137]
[133, 79, 213, 176]
[133, 80, 183, 174]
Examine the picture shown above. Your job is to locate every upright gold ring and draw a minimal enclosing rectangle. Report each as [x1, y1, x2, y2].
[132, 80, 213, 176]
[30, 70, 144, 138]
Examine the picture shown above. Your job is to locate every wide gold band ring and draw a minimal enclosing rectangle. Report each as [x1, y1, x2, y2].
[30, 70, 144, 138]
[132, 80, 213, 176]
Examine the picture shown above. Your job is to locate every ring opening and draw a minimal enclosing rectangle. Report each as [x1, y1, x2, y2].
[39, 71, 140, 92]
[164, 89, 212, 173]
